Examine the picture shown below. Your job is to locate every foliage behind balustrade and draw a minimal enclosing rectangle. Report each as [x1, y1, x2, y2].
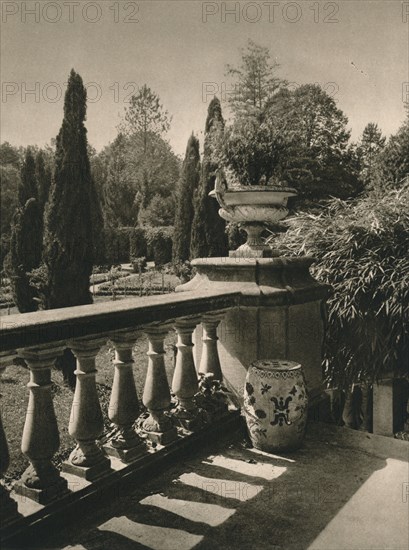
[276, 183, 409, 388]
[145, 226, 173, 267]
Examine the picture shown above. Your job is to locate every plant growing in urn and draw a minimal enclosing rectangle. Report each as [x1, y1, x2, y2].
[209, 40, 296, 257]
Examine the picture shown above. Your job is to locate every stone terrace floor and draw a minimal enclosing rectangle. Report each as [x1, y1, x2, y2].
[7, 422, 409, 550]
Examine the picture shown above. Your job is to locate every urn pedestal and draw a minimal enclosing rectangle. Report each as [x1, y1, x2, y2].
[177, 257, 330, 407]
[243, 360, 308, 452]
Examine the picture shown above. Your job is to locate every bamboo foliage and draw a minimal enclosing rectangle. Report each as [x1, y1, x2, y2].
[276, 184, 409, 388]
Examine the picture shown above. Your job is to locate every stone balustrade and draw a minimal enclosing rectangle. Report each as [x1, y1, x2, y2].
[0, 290, 239, 532]
[0, 258, 332, 541]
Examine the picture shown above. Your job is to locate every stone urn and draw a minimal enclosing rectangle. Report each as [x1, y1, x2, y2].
[210, 171, 297, 258]
[243, 360, 308, 453]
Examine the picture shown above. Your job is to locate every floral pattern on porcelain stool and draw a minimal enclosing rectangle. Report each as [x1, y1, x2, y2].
[243, 360, 308, 452]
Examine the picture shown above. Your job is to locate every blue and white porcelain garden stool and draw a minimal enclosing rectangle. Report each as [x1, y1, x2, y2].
[243, 359, 308, 453]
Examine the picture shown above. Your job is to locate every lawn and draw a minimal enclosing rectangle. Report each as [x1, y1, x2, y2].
[1, 333, 178, 487]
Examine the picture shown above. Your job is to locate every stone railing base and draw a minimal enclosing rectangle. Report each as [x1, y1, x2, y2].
[1, 409, 240, 546]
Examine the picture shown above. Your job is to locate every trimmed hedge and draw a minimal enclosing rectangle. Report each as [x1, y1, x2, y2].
[103, 225, 173, 267]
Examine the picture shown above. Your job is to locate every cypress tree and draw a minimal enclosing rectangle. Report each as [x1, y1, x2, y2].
[8, 149, 42, 312]
[172, 133, 200, 264]
[19, 148, 38, 204]
[35, 150, 52, 214]
[42, 69, 93, 308]
[190, 97, 228, 258]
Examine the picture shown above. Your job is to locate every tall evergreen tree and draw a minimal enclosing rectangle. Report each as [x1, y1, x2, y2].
[42, 69, 93, 308]
[173, 134, 200, 264]
[8, 149, 42, 312]
[226, 39, 284, 117]
[190, 98, 228, 258]
[122, 84, 171, 151]
[19, 148, 38, 205]
[35, 150, 52, 214]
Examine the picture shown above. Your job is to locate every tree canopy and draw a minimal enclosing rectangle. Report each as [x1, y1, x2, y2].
[376, 119, 409, 188]
[226, 39, 284, 118]
[268, 85, 362, 199]
[121, 84, 171, 150]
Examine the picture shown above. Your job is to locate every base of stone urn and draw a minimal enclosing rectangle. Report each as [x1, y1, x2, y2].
[229, 245, 276, 258]
[176, 257, 331, 408]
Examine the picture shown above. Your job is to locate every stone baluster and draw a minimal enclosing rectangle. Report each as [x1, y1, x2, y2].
[172, 317, 201, 431]
[104, 332, 146, 462]
[63, 339, 111, 481]
[199, 312, 224, 381]
[13, 346, 69, 504]
[142, 325, 178, 445]
[0, 360, 19, 523]
[198, 313, 228, 419]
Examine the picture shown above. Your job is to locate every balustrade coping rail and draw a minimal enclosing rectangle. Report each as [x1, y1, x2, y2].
[0, 290, 240, 353]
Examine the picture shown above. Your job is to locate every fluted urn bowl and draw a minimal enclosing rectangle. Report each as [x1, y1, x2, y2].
[210, 176, 297, 258]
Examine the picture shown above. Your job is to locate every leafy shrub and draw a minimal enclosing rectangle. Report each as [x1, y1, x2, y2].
[138, 194, 175, 227]
[131, 256, 147, 273]
[173, 261, 193, 283]
[145, 226, 173, 267]
[276, 184, 409, 388]
[0, 281, 14, 307]
[129, 227, 147, 259]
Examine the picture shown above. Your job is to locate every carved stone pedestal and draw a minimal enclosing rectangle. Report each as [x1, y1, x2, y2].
[142, 425, 178, 446]
[62, 451, 110, 482]
[177, 257, 330, 406]
[13, 476, 68, 505]
[104, 437, 146, 463]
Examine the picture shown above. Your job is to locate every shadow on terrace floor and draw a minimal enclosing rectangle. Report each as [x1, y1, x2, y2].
[10, 422, 409, 550]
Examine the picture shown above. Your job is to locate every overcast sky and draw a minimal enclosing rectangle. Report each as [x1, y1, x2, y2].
[1, 0, 408, 156]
